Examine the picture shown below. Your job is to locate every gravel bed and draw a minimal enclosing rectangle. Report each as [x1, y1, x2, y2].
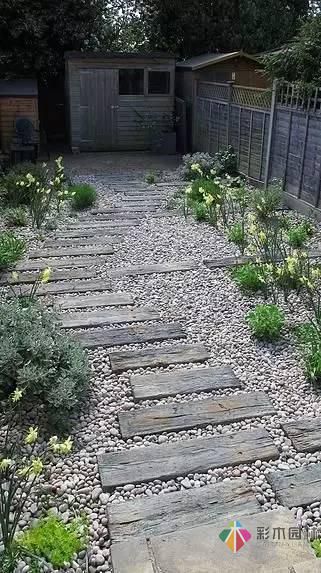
[7, 173, 321, 572]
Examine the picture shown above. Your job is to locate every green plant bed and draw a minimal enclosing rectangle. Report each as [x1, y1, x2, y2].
[231, 263, 264, 292]
[0, 162, 48, 206]
[0, 232, 26, 269]
[247, 304, 285, 341]
[286, 221, 314, 248]
[295, 322, 321, 383]
[70, 183, 97, 210]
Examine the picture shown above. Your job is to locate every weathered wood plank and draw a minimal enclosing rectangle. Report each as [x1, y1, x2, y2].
[61, 307, 160, 329]
[131, 366, 241, 400]
[1, 268, 97, 285]
[119, 392, 275, 438]
[107, 478, 260, 542]
[109, 343, 210, 374]
[92, 205, 160, 214]
[56, 293, 134, 310]
[283, 417, 321, 453]
[109, 261, 198, 278]
[98, 428, 278, 489]
[267, 464, 321, 508]
[54, 228, 125, 238]
[29, 246, 114, 258]
[15, 256, 111, 271]
[66, 220, 140, 229]
[204, 249, 321, 269]
[14, 278, 111, 296]
[44, 236, 123, 248]
[75, 323, 186, 349]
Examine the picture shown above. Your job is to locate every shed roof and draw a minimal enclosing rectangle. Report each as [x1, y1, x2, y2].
[0, 79, 38, 97]
[176, 51, 259, 71]
[65, 51, 175, 61]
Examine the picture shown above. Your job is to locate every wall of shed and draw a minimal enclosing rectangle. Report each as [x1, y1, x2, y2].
[66, 57, 175, 151]
[0, 97, 39, 152]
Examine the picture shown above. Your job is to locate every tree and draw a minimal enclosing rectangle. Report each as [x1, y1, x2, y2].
[263, 14, 321, 85]
[0, 0, 111, 79]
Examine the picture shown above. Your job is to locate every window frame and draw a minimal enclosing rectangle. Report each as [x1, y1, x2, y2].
[147, 69, 172, 96]
[118, 68, 145, 96]
[118, 66, 174, 98]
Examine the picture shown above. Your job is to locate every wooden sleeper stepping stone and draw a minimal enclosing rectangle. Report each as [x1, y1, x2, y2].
[1, 268, 97, 285]
[66, 220, 140, 229]
[109, 261, 197, 278]
[55, 228, 125, 238]
[14, 278, 111, 296]
[204, 249, 321, 269]
[107, 478, 260, 542]
[61, 307, 160, 329]
[98, 427, 278, 489]
[131, 365, 241, 400]
[29, 246, 114, 258]
[109, 343, 210, 373]
[75, 323, 186, 349]
[16, 256, 111, 271]
[267, 463, 321, 508]
[44, 236, 123, 248]
[56, 293, 134, 310]
[119, 391, 275, 438]
[283, 416, 321, 452]
[92, 206, 159, 214]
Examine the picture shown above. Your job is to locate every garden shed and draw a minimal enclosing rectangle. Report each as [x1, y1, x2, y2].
[65, 52, 176, 152]
[0, 79, 39, 152]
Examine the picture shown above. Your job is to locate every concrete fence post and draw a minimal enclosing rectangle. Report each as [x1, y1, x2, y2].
[264, 79, 277, 188]
[227, 81, 234, 147]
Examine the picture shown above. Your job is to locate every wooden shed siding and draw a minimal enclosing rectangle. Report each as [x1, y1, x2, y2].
[0, 97, 39, 151]
[66, 57, 175, 150]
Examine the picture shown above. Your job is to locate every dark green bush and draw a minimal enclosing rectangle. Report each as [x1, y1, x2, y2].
[0, 300, 90, 426]
[192, 201, 207, 221]
[70, 183, 97, 210]
[231, 263, 264, 292]
[287, 222, 314, 248]
[0, 162, 48, 206]
[145, 171, 156, 184]
[0, 232, 26, 269]
[4, 207, 28, 227]
[213, 146, 238, 176]
[246, 304, 285, 341]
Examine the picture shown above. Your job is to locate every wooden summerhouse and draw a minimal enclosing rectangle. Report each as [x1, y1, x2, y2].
[65, 52, 176, 152]
[0, 79, 39, 152]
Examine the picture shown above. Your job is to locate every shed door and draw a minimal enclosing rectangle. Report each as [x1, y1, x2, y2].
[79, 69, 118, 150]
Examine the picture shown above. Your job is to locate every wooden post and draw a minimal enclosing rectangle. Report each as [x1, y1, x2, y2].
[283, 111, 293, 192]
[297, 114, 309, 199]
[247, 110, 254, 178]
[264, 79, 277, 189]
[226, 81, 234, 147]
[192, 79, 198, 151]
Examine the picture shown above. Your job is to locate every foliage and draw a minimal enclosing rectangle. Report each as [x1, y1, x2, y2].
[192, 201, 208, 222]
[0, 232, 25, 269]
[246, 304, 285, 341]
[263, 14, 321, 85]
[4, 206, 28, 227]
[212, 146, 238, 177]
[19, 516, 88, 568]
[186, 177, 225, 226]
[231, 263, 264, 293]
[70, 183, 97, 210]
[0, 299, 90, 425]
[181, 152, 216, 180]
[286, 221, 314, 248]
[0, 163, 48, 207]
[10, 267, 53, 304]
[251, 182, 282, 221]
[145, 171, 157, 184]
[227, 222, 247, 254]
[296, 323, 321, 384]
[311, 538, 321, 558]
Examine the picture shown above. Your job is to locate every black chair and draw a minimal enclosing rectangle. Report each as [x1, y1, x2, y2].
[10, 117, 39, 164]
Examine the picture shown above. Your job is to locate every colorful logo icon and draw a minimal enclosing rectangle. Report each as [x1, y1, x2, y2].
[219, 520, 251, 553]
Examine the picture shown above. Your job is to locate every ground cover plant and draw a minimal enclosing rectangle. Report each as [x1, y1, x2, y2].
[246, 304, 285, 341]
[0, 232, 25, 269]
[231, 263, 264, 293]
[70, 182, 97, 210]
[4, 206, 28, 228]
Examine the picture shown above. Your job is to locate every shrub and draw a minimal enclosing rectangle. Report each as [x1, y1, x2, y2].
[0, 162, 48, 206]
[227, 222, 247, 253]
[181, 152, 216, 180]
[212, 146, 238, 176]
[192, 201, 207, 221]
[287, 222, 314, 248]
[70, 183, 97, 210]
[0, 232, 25, 269]
[19, 516, 88, 568]
[145, 171, 156, 184]
[0, 300, 90, 426]
[296, 323, 321, 383]
[231, 263, 264, 292]
[4, 206, 28, 227]
[311, 538, 321, 558]
[252, 182, 282, 221]
[246, 304, 285, 341]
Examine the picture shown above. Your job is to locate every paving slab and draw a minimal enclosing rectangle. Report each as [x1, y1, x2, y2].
[15, 256, 110, 271]
[56, 293, 134, 310]
[109, 343, 210, 373]
[14, 278, 111, 296]
[131, 366, 241, 400]
[98, 427, 278, 489]
[108, 261, 198, 278]
[75, 323, 186, 349]
[267, 463, 321, 507]
[119, 391, 275, 438]
[55, 228, 125, 238]
[282, 417, 321, 452]
[61, 307, 160, 329]
[44, 236, 123, 248]
[29, 246, 114, 258]
[107, 478, 260, 541]
[1, 268, 97, 285]
[110, 509, 321, 573]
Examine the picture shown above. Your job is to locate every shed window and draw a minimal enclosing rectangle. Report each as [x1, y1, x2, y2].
[148, 71, 170, 95]
[119, 69, 144, 95]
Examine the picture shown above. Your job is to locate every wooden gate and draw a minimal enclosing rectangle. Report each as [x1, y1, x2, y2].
[79, 69, 118, 150]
